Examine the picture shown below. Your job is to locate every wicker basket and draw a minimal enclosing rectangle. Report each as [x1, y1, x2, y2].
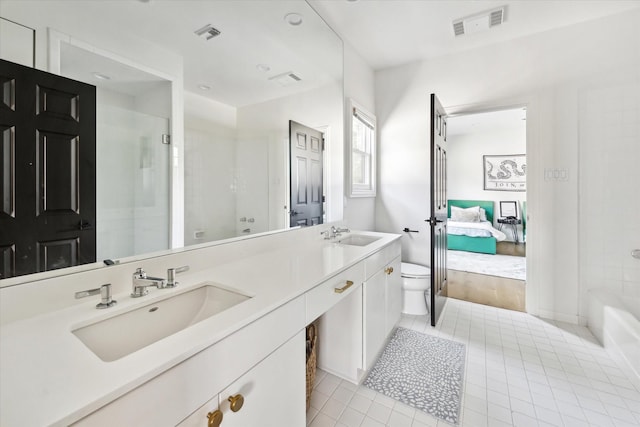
[305, 323, 317, 411]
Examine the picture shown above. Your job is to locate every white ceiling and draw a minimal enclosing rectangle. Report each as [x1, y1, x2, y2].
[60, 43, 168, 97]
[5, 0, 639, 104]
[2, 0, 342, 107]
[309, 0, 640, 70]
[447, 107, 526, 138]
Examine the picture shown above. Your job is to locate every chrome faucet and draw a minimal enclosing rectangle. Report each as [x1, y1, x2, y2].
[75, 284, 117, 309]
[321, 226, 351, 239]
[333, 226, 350, 235]
[131, 268, 166, 298]
[166, 265, 189, 287]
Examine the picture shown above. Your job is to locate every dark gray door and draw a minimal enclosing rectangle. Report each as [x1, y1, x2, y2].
[0, 59, 96, 279]
[427, 93, 448, 326]
[289, 120, 323, 227]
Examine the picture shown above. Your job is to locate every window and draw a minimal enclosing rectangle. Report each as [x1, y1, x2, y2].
[348, 99, 376, 197]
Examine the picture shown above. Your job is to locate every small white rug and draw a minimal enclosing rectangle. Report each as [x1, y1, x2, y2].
[447, 250, 526, 281]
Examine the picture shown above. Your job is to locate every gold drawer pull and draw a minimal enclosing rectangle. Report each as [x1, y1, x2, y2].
[207, 410, 223, 427]
[228, 393, 244, 412]
[334, 280, 354, 294]
[385, 267, 394, 275]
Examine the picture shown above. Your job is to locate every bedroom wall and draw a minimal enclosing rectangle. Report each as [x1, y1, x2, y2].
[448, 110, 527, 241]
[374, 8, 640, 323]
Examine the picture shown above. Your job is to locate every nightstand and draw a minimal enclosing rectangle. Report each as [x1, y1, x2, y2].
[497, 217, 522, 243]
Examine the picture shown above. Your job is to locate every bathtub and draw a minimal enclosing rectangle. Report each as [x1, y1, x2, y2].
[588, 289, 640, 379]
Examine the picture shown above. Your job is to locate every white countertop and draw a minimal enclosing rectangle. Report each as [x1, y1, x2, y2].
[0, 230, 400, 426]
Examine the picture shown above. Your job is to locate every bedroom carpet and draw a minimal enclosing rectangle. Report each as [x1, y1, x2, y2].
[363, 327, 466, 425]
[447, 249, 526, 281]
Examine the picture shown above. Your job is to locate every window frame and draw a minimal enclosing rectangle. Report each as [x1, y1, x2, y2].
[347, 99, 377, 198]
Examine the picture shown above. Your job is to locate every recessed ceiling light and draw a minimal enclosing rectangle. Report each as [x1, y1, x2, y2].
[284, 13, 303, 26]
[198, 84, 211, 91]
[256, 64, 271, 72]
[92, 72, 111, 80]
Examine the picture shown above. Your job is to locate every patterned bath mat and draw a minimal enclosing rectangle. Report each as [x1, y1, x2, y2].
[363, 327, 466, 425]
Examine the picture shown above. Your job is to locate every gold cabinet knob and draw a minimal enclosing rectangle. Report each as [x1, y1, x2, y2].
[207, 410, 223, 427]
[385, 267, 394, 275]
[228, 394, 244, 412]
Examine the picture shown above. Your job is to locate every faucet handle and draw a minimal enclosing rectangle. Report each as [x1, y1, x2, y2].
[166, 265, 189, 288]
[75, 284, 117, 309]
[133, 267, 146, 278]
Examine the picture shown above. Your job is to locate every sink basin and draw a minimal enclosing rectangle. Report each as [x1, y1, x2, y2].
[336, 234, 381, 247]
[72, 282, 251, 362]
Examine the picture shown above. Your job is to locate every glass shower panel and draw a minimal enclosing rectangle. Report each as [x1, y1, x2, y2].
[96, 105, 170, 261]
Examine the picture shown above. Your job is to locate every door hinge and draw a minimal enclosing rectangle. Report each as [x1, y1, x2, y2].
[162, 134, 171, 145]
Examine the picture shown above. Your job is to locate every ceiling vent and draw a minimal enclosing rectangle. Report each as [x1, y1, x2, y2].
[194, 24, 221, 40]
[453, 6, 505, 37]
[269, 71, 302, 87]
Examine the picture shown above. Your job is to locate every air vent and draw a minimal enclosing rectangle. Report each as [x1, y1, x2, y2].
[194, 24, 221, 40]
[269, 71, 302, 87]
[453, 6, 505, 37]
[489, 9, 504, 27]
[453, 21, 464, 37]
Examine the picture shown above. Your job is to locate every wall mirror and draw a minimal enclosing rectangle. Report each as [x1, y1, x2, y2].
[0, 0, 344, 285]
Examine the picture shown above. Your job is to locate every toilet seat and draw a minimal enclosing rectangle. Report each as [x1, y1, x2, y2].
[401, 262, 430, 279]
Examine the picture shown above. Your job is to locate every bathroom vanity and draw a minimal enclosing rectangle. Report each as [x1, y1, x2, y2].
[0, 226, 401, 426]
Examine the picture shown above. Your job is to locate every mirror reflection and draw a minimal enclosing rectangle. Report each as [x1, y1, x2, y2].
[0, 0, 343, 282]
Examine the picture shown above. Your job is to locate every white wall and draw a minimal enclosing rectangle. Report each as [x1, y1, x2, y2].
[374, 9, 640, 323]
[236, 82, 344, 230]
[579, 82, 640, 311]
[343, 42, 377, 231]
[183, 92, 238, 245]
[448, 113, 526, 241]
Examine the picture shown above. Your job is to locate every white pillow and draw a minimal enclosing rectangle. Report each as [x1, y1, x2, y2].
[479, 207, 488, 222]
[451, 206, 480, 222]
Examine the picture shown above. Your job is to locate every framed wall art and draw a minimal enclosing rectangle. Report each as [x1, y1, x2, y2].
[499, 201, 518, 218]
[483, 154, 526, 191]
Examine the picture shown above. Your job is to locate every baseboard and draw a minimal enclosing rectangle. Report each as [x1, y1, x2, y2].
[537, 309, 580, 325]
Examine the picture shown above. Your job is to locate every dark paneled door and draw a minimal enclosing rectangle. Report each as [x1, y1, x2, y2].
[289, 120, 324, 227]
[0, 59, 96, 279]
[427, 93, 448, 326]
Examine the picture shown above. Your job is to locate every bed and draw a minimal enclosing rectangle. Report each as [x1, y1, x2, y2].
[447, 199, 505, 255]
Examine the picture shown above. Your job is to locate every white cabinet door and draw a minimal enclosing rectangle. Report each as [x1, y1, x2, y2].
[364, 268, 386, 369]
[177, 331, 305, 427]
[218, 330, 306, 427]
[384, 256, 402, 336]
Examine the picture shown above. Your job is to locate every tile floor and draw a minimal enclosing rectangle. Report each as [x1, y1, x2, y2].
[306, 298, 640, 427]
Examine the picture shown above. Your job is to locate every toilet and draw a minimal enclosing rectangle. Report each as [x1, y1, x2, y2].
[401, 262, 431, 315]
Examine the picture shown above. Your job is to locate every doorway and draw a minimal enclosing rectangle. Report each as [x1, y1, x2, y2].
[446, 107, 527, 311]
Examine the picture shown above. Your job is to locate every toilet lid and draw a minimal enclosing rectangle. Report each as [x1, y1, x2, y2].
[401, 262, 430, 278]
